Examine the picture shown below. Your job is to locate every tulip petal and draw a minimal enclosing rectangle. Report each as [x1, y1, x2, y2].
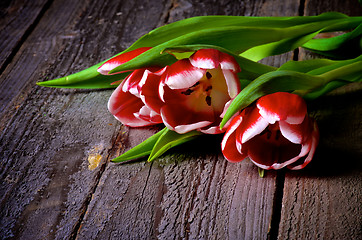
[172, 121, 213, 134]
[279, 121, 304, 144]
[108, 70, 162, 127]
[288, 120, 319, 170]
[240, 107, 269, 144]
[108, 88, 154, 127]
[121, 69, 145, 97]
[139, 68, 166, 113]
[160, 104, 213, 134]
[135, 105, 162, 124]
[246, 133, 302, 170]
[189, 49, 220, 69]
[98, 47, 152, 75]
[164, 59, 205, 89]
[257, 92, 307, 124]
[200, 125, 224, 134]
[221, 116, 247, 162]
[222, 69, 241, 98]
[219, 52, 241, 72]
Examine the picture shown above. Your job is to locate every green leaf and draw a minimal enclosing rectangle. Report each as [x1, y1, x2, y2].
[37, 13, 362, 88]
[278, 58, 337, 73]
[220, 70, 326, 128]
[303, 23, 362, 59]
[302, 80, 349, 100]
[112, 127, 203, 163]
[110, 20, 349, 74]
[36, 62, 128, 89]
[147, 128, 202, 162]
[221, 56, 362, 127]
[126, 12, 351, 52]
[240, 31, 320, 61]
[112, 128, 168, 163]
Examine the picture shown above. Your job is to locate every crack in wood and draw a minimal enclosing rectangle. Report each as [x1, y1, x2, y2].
[0, 0, 54, 76]
[69, 128, 125, 240]
[135, 161, 154, 223]
[267, 170, 286, 240]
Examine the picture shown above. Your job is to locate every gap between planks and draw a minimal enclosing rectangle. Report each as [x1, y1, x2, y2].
[0, 0, 54, 75]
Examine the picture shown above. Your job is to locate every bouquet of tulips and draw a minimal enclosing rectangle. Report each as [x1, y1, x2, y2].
[38, 12, 362, 172]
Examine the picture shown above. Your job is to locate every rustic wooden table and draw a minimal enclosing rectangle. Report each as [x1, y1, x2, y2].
[1, 0, 361, 239]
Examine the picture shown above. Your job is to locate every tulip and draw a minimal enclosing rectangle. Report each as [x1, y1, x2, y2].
[142, 49, 241, 134]
[98, 48, 163, 127]
[98, 47, 152, 75]
[221, 92, 319, 170]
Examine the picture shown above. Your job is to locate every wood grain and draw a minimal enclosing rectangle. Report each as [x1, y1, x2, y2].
[0, 0, 51, 72]
[0, 0, 169, 239]
[277, 0, 362, 239]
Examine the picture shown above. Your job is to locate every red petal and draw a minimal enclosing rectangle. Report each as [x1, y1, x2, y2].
[257, 92, 307, 124]
[139, 68, 166, 113]
[164, 59, 205, 89]
[190, 49, 220, 69]
[108, 86, 151, 127]
[246, 132, 302, 170]
[108, 77, 162, 127]
[98, 47, 152, 75]
[160, 103, 214, 134]
[279, 121, 304, 144]
[221, 116, 247, 162]
[238, 106, 269, 144]
[200, 125, 224, 134]
[288, 118, 319, 170]
[135, 105, 162, 124]
[218, 51, 241, 72]
[121, 69, 145, 97]
[190, 49, 241, 72]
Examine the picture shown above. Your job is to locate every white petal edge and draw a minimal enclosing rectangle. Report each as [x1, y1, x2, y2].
[257, 105, 280, 124]
[241, 117, 269, 144]
[221, 116, 243, 150]
[288, 133, 318, 170]
[222, 70, 240, 98]
[220, 59, 239, 72]
[165, 68, 204, 89]
[190, 57, 217, 69]
[279, 121, 303, 144]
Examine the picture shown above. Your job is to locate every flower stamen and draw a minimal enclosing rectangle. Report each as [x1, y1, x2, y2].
[206, 96, 212, 106]
[205, 85, 212, 92]
[181, 89, 194, 95]
[206, 72, 212, 79]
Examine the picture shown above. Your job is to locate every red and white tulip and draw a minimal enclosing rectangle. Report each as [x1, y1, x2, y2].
[98, 48, 163, 127]
[221, 92, 319, 170]
[142, 49, 242, 134]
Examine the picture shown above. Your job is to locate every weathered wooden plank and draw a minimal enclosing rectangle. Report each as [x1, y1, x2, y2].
[278, 0, 362, 239]
[0, 0, 170, 239]
[0, 0, 50, 72]
[75, 0, 300, 239]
